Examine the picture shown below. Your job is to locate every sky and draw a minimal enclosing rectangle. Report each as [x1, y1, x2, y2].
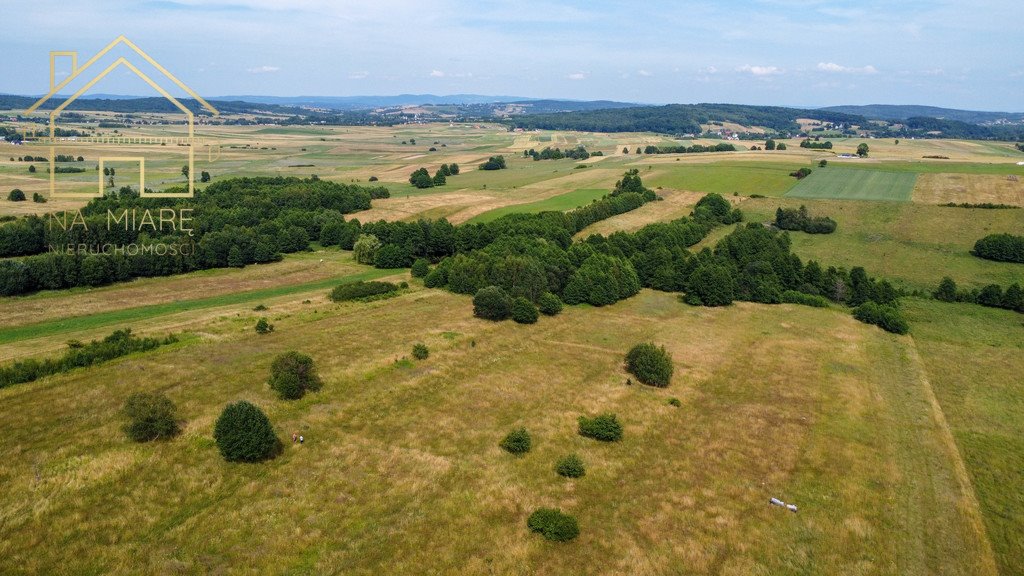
[2, 0, 1022, 111]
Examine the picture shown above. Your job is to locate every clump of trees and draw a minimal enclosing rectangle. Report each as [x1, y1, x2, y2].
[268, 351, 322, 400]
[511, 296, 539, 324]
[329, 280, 401, 302]
[213, 401, 281, 462]
[789, 167, 812, 179]
[500, 428, 531, 454]
[525, 146, 590, 161]
[775, 205, 837, 234]
[857, 143, 870, 157]
[479, 156, 507, 170]
[473, 285, 513, 320]
[641, 143, 737, 155]
[122, 392, 180, 442]
[852, 301, 909, 334]
[527, 508, 579, 542]
[933, 276, 1024, 313]
[800, 139, 833, 149]
[625, 343, 674, 387]
[972, 233, 1024, 263]
[0, 329, 176, 389]
[7, 189, 26, 201]
[411, 258, 430, 278]
[578, 413, 623, 442]
[409, 163, 461, 189]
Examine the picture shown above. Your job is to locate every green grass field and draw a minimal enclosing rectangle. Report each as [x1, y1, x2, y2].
[786, 168, 918, 201]
[646, 161, 801, 197]
[467, 188, 609, 223]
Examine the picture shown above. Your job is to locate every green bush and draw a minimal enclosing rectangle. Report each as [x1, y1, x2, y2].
[625, 343, 674, 387]
[255, 317, 274, 334]
[973, 233, 1024, 263]
[32, 192, 46, 203]
[122, 392, 179, 442]
[374, 243, 411, 269]
[527, 508, 579, 542]
[500, 428, 531, 454]
[853, 302, 909, 335]
[555, 454, 585, 478]
[668, 397, 682, 407]
[511, 297, 539, 324]
[412, 343, 429, 360]
[686, 264, 735, 307]
[411, 258, 430, 278]
[7, 189, 26, 202]
[781, 290, 829, 308]
[268, 351, 322, 400]
[578, 413, 623, 442]
[213, 401, 280, 462]
[473, 285, 513, 321]
[329, 280, 400, 302]
[537, 292, 563, 316]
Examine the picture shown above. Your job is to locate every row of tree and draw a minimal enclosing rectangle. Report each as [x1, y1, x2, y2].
[799, 139, 834, 149]
[934, 277, 1024, 313]
[774, 205, 838, 234]
[524, 146, 591, 161]
[409, 163, 461, 188]
[639, 143, 737, 155]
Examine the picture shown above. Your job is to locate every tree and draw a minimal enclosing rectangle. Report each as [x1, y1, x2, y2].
[578, 413, 623, 441]
[479, 155, 507, 170]
[819, 159, 828, 167]
[537, 292, 563, 316]
[122, 392, 179, 442]
[374, 243, 411, 269]
[32, 192, 46, 203]
[352, 234, 382, 265]
[473, 285, 513, 320]
[200, 171, 211, 182]
[555, 454, 585, 478]
[933, 277, 958, 302]
[686, 264, 735, 306]
[448, 163, 460, 175]
[776, 142, 787, 150]
[625, 343, 674, 387]
[765, 138, 777, 151]
[227, 245, 245, 268]
[622, 147, 629, 154]
[213, 401, 280, 462]
[7, 189, 26, 202]
[856, 143, 869, 157]
[432, 171, 446, 186]
[510, 296, 539, 324]
[27, 165, 36, 173]
[268, 351, 322, 400]
[181, 165, 190, 180]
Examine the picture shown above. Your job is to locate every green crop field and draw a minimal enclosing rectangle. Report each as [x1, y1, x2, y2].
[646, 161, 801, 197]
[786, 168, 918, 201]
[467, 188, 609, 223]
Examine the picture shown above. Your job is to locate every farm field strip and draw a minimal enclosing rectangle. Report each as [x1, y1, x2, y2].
[786, 167, 918, 201]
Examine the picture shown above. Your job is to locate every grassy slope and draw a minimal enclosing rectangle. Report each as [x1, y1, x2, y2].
[0, 287, 989, 575]
[466, 188, 609, 224]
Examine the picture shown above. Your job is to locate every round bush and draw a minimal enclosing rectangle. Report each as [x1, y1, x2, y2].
[473, 285, 512, 321]
[7, 189, 26, 202]
[500, 428, 531, 454]
[412, 343, 429, 360]
[268, 351, 322, 400]
[555, 454, 585, 478]
[410, 258, 430, 278]
[625, 343, 674, 387]
[213, 401, 280, 462]
[510, 297, 538, 324]
[537, 292, 563, 316]
[578, 413, 623, 442]
[122, 392, 179, 442]
[255, 317, 274, 334]
[527, 508, 579, 542]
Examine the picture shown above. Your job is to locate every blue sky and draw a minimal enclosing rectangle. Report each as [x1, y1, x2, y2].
[2, 0, 1022, 110]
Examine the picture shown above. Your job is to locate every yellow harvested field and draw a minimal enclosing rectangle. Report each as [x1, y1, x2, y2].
[913, 173, 1024, 206]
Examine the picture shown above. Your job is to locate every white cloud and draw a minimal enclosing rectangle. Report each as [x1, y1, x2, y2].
[737, 65, 781, 76]
[637, 69, 652, 77]
[817, 62, 877, 74]
[567, 72, 587, 80]
[429, 69, 445, 77]
[246, 65, 280, 74]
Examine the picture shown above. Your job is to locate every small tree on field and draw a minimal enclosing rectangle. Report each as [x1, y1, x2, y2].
[473, 285, 512, 320]
[255, 317, 274, 334]
[214, 401, 280, 462]
[123, 392, 180, 442]
[7, 189, 26, 201]
[500, 428, 532, 454]
[411, 258, 430, 278]
[510, 297, 538, 324]
[933, 277, 958, 302]
[578, 413, 623, 442]
[857, 143, 869, 157]
[625, 343, 674, 387]
[537, 292, 563, 316]
[268, 351, 322, 400]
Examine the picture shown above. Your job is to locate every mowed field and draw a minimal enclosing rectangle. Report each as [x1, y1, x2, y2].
[786, 168, 918, 202]
[0, 271, 999, 575]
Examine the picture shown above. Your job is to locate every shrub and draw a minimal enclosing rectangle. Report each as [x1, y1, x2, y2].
[368, 176, 378, 182]
[972, 233, 1024, 263]
[500, 428, 531, 454]
[32, 192, 46, 203]
[687, 264, 735, 307]
[668, 397, 682, 407]
[537, 292, 563, 315]
[268, 351, 322, 400]
[933, 277, 958, 302]
[473, 285, 513, 321]
[255, 317, 274, 334]
[625, 343, 674, 387]
[527, 508, 579, 542]
[412, 343, 429, 360]
[781, 290, 829, 307]
[213, 401, 280, 462]
[7, 189, 26, 202]
[122, 392, 179, 442]
[555, 454, 585, 478]
[329, 280, 400, 302]
[511, 297, 539, 324]
[578, 413, 623, 442]
[410, 258, 430, 278]
[374, 243, 411, 269]
[853, 302, 909, 335]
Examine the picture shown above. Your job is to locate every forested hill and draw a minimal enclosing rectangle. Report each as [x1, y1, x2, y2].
[0, 95, 303, 115]
[820, 104, 1024, 124]
[504, 104, 866, 135]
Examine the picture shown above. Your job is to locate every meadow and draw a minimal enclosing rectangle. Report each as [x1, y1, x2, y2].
[785, 168, 918, 202]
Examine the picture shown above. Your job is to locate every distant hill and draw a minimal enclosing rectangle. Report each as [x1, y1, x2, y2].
[820, 104, 1024, 125]
[0, 94, 304, 115]
[212, 94, 537, 110]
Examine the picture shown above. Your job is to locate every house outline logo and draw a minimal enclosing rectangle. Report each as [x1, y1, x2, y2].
[23, 36, 219, 199]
